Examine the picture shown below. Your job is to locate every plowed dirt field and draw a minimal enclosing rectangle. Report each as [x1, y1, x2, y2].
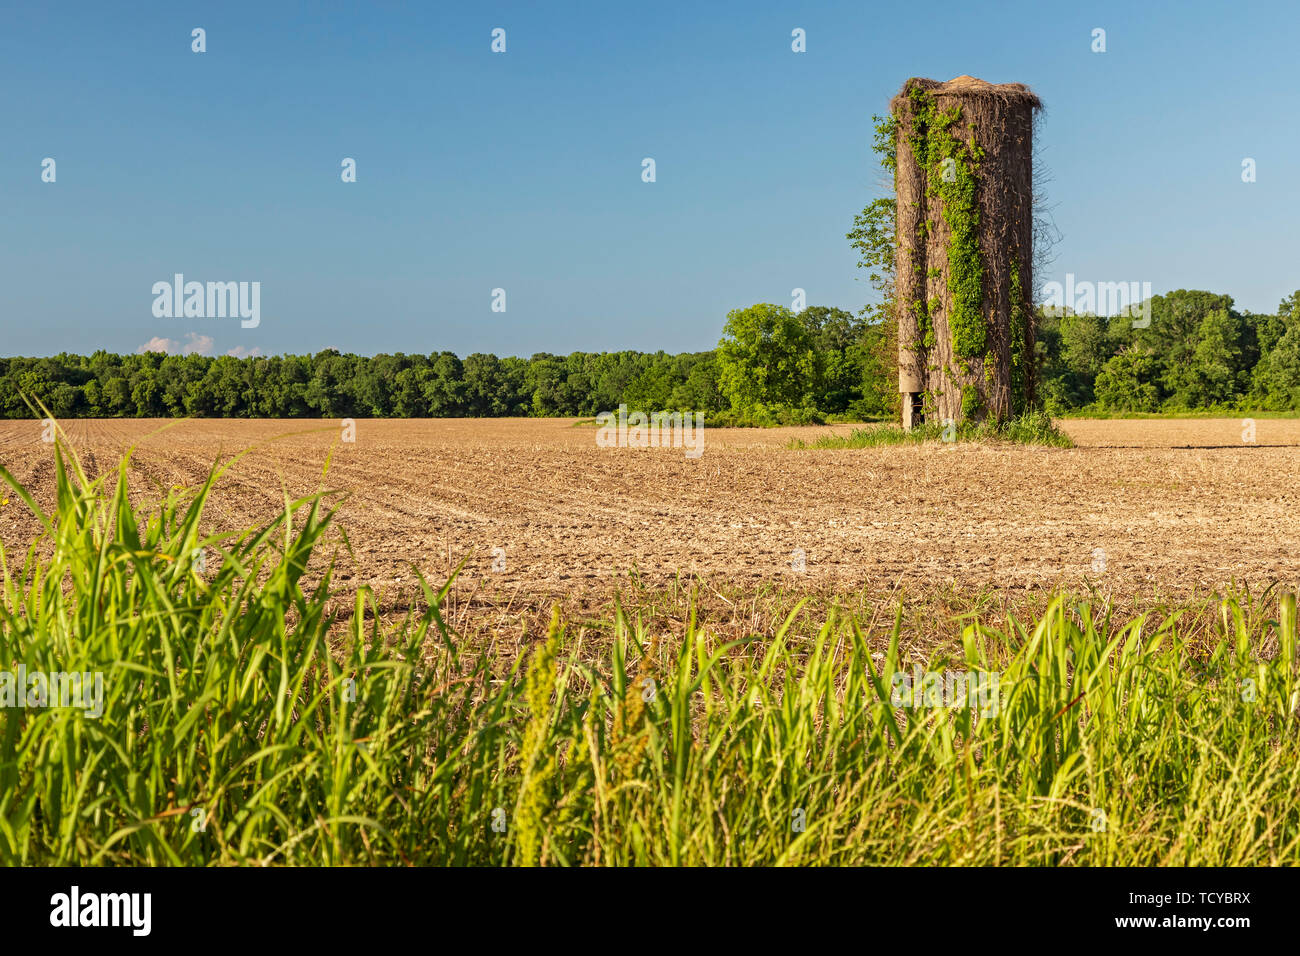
[3, 418, 1298, 624]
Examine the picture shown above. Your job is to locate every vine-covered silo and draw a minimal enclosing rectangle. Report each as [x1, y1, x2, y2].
[892, 75, 1041, 429]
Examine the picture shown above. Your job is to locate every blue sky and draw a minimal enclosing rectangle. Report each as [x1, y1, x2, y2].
[2, 0, 1297, 358]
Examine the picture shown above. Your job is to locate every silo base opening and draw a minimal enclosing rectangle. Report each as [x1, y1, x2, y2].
[902, 392, 924, 431]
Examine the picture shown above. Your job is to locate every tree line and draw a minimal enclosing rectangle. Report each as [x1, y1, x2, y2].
[3, 288, 1299, 421]
[0, 306, 887, 424]
[1038, 289, 1300, 413]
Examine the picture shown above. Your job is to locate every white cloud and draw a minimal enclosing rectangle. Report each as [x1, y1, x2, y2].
[137, 333, 216, 356]
[225, 345, 263, 358]
[136, 336, 178, 354]
[183, 332, 214, 356]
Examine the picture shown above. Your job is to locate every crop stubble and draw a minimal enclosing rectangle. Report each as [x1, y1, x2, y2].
[2, 417, 1298, 623]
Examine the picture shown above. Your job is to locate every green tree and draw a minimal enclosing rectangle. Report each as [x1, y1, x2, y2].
[1039, 311, 1117, 408]
[1163, 309, 1245, 407]
[846, 192, 899, 420]
[463, 353, 512, 416]
[797, 306, 865, 413]
[1118, 289, 1236, 380]
[1252, 324, 1300, 408]
[1094, 348, 1161, 412]
[423, 352, 466, 416]
[716, 304, 819, 412]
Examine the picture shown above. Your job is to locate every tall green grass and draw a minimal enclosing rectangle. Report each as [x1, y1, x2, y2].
[2, 438, 1297, 865]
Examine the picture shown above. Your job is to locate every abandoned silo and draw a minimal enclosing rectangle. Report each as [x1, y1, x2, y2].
[892, 76, 1041, 429]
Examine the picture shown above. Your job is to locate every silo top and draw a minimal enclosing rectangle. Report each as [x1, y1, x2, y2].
[891, 75, 1041, 111]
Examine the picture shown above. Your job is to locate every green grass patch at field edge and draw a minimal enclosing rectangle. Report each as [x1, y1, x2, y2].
[788, 410, 1073, 449]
